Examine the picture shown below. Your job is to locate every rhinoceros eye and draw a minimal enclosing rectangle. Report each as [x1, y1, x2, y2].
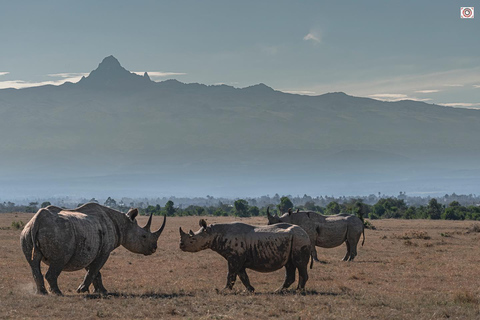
[142, 235, 147, 239]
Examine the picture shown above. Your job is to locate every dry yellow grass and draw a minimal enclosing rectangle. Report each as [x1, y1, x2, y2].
[1, 214, 479, 319]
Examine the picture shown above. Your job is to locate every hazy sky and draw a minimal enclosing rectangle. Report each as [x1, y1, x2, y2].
[0, 0, 478, 107]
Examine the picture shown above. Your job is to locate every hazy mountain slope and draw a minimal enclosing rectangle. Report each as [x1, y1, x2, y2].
[1, 56, 479, 196]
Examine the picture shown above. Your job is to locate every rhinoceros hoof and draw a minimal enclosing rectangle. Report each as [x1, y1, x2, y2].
[93, 288, 108, 295]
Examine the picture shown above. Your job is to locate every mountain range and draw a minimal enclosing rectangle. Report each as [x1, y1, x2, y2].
[1, 56, 479, 198]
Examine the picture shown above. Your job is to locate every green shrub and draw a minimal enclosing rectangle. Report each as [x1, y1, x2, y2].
[11, 220, 25, 230]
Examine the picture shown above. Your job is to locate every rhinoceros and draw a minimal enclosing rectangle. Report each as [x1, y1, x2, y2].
[179, 219, 311, 292]
[267, 208, 364, 262]
[20, 203, 166, 295]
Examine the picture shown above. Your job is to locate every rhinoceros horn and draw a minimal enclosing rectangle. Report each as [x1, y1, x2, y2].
[143, 212, 154, 231]
[267, 207, 273, 221]
[179, 227, 186, 236]
[153, 215, 167, 238]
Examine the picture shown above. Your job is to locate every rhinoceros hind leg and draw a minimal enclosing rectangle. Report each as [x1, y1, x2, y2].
[238, 268, 255, 293]
[296, 263, 308, 290]
[312, 246, 320, 262]
[342, 241, 351, 261]
[28, 254, 48, 295]
[45, 264, 64, 295]
[92, 271, 108, 294]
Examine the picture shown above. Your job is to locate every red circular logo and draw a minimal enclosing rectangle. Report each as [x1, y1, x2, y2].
[462, 8, 473, 18]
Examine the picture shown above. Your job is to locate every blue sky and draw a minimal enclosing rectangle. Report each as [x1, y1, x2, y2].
[0, 0, 478, 107]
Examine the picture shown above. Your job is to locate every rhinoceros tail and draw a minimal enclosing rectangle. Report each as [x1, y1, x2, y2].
[310, 254, 314, 269]
[30, 220, 39, 261]
[29, 210, 44, 261]
[361, 227, 365, 246]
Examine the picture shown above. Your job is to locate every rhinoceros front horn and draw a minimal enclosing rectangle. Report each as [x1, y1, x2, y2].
[179, 227, 186, 236]
[143, 212, 153, 231]
[153, 215, 167, 238]
[267, 207, 273, 222]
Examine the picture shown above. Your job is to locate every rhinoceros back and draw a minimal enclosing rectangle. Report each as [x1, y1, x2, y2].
[23, 205, 118, 272]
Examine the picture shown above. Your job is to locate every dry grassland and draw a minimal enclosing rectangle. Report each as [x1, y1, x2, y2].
[1, 213, 479, 319]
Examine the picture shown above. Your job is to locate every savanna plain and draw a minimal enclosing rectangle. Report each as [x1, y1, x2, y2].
[1, 213, 479, 319]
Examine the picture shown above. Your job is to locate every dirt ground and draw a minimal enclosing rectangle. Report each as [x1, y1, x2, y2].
[1, 213, 479, 319]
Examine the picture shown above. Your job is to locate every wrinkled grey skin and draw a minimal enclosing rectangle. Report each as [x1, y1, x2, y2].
[267, 208, 365, 262]
[20, 203, 166, 295]
[179, 219, 311, 292]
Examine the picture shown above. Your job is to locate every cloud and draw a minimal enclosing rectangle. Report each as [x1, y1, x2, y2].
[48, 73, 88, 78]
[368, 93, 432, 102]
[0, 72, 9, 76]
[415, 89, 440, 93]
[443, 84, 463, 87]
[283, 90, 317, 95]
[441, 102, 480, 109]
[132, 71, 186, 79]
[303, 31, 321, 44]
[0, 73, 87, 89]
[473, 85, 480, 88]
[368, 93, 408, 101]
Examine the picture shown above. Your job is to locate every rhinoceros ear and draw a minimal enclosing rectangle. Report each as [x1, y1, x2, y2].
[288, 208, 292, 215]
[296, 209, 300, 213]
[199, 219, 207, 229]
[127, 208, 138, 221]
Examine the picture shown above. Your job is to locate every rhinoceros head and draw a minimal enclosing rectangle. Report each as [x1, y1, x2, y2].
[179, 219, 213, 252]
[122, 208, 166, 255]
[266, 207, 282, 225]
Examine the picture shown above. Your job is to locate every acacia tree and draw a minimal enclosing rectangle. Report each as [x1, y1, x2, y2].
[427, 198, 442, 220]
[277, 196, 293, 213]
[326, 201, 341, 215]
[234, 199, 249, 217]
[165, 200, 176, 216]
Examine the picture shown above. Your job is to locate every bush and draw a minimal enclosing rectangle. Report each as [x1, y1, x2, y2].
[11, 221, 25, 230]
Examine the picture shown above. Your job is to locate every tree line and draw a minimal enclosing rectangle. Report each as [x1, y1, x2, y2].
[2, 195, 480, 221]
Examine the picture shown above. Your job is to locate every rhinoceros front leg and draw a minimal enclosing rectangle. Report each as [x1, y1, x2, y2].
[237, 268, 255, 293]
[77, 254, 110, 294]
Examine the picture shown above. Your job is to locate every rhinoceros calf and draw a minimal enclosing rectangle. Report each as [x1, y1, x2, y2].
[179, 219, 311, 292]
[267, 208, 364, 262]
[20, 203, 166, 295]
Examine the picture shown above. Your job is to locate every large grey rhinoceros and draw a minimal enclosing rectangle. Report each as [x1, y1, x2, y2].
[179, 219, 311, 292]
[20, 203, 166, 295]
[267, 208, 365, 262]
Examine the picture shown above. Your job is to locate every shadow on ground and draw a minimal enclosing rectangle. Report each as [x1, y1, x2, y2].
[84, 291, 194, 300]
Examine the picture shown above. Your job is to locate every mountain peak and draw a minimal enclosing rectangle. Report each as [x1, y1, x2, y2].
[78, 56, 152, 89]
[97, 55, 122, 71]
[243, 83, 274, 92]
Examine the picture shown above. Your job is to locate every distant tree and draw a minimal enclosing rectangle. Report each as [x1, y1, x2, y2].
[326, 201, 341, 215]
[427, 198, 442, 220]
[165, 200, 176, 216]
[89, 198, 99, 204]
[304, 201, 317, 211]
[234, 199, 249, 217]
[41, 201, 51, 208]
[248, 206, 260, 217]
[104, 197, 117, 208]
[277, 197, 294, 213]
